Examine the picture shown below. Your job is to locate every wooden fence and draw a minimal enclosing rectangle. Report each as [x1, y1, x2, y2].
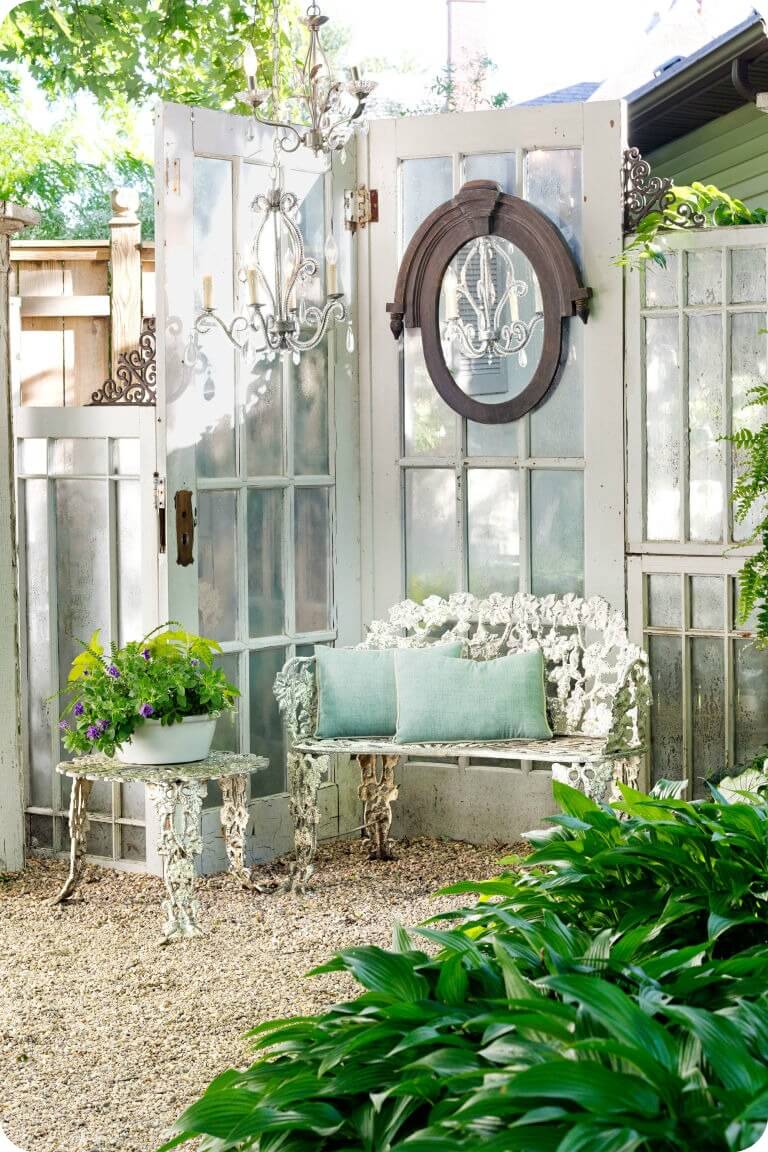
[9, 190, 155, 407]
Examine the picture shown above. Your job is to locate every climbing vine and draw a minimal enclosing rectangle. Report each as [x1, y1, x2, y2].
[728, 381, 768, 645]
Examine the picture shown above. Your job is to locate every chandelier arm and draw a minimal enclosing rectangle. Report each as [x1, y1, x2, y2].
[287, 298, 346, 351]
[248, 112, 304, 152]
[250, 212, 277, 317]
[445, 318, 484, 360]
[194, 309, 250, 352]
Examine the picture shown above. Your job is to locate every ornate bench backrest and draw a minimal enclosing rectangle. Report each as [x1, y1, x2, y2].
[275, 593, 650, 752]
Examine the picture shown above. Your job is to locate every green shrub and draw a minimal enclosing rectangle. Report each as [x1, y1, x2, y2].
[161, 784, 768, 1152]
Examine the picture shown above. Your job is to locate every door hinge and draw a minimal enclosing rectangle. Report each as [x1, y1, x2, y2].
[344, 186, 379, 233]
[154, 472, 166, 554]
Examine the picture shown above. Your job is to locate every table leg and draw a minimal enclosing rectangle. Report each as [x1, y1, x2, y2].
[219, 773, 256, 888]
[51, 777, 93, 905]
[148, 779, 206, 943]
[358, 754, 400, 861]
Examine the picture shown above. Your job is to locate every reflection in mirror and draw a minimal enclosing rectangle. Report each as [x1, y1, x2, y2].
[440, 236, 544, 405]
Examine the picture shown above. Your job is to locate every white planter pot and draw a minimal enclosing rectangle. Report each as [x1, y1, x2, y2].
[114, 714, 218, 766]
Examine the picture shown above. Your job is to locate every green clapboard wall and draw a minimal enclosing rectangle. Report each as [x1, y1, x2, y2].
[647, 103, 768, 210]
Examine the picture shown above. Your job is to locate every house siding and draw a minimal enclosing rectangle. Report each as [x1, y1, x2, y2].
[647, 103, 768, 208]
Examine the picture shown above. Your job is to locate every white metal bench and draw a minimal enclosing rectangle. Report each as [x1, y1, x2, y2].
[274, 593, 650, 890]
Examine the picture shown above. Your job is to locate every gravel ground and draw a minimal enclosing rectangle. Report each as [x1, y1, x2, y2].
[0, 836, 520, 1152]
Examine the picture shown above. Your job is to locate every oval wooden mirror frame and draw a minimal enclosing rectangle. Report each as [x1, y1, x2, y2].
[387, 180, 592, 425]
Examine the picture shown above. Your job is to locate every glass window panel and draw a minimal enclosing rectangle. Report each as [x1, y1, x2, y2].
[688, 313, 724, 543]
[249, 647, 287, 797]
[524, 149, 582, 264]
[690, 636, 725, 797]
[23, 479, 52, 809]
[86, 819, 113, 858]
[248, 489, 284, 637]
[645, 316, 680, 540]
[54, 480, 110, 755]
[292, 167, 326, 313]
[467, 418, 519, 457]
[735, 638, 768, 764]
[404, 328, 457, 457]
[530, 470, 584, 597]
[643, 254, 678, 307]
[295, 488, 331, 633]
[120, 781, 145, 820]
[197, 490, 238, 641]
[530, 321, 584, 457]
[27, 814, 53, 851]
[405, 469, 457, 600]
[294, 344, 329, 475]
[212, 653, 240, 754]
[120, 825, 146, 861]
[734, 575, 760, 634]
[690, 575, 724, 631]
[193, 156, 236, 479]
[648, 573, 681, 629]
[464, 152, 517, 192]
[87, 779, 113, 815]
[467, 469, 519, 597]
[731, 313, 768, 542]
[115, 480, 142, 646]
[111, 439, 140, 475]
[19, 439, 47, 473]
[687, 249, 722, 305]
[649, 634, 684, 784]
[730, 247, 766, 304]
[51, 438, 106, 475]
[246, 359, 283, 477]
[401, 156, 452, 251]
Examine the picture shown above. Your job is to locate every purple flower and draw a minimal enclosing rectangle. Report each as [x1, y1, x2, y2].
[141, 649, 151, 661]
[73, 701, 84, 717]
[139, 703, 154, 718]
[59, 720, 69, 731]
[190, 658, 200, 668]
[107, 664, 120, 678]
[98, 719, 109, 735]
[86, 724, 100, 741]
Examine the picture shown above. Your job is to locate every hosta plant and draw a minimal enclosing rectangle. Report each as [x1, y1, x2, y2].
[161, 783, 768, 1152]
[58, 626, 238, 757]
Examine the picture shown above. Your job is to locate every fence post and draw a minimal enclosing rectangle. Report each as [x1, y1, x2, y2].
[109, 187, 142, 375]
[0, 201, 39, 871]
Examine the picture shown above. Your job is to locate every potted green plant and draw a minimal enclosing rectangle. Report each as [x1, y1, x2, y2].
[57, 626, 238, 765]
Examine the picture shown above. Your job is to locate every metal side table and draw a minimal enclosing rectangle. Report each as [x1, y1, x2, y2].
[52, 751, 268, 942]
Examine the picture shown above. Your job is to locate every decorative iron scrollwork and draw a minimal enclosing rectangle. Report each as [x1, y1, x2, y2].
[89, 318, 156, 406]
[622, 147, 706, 234]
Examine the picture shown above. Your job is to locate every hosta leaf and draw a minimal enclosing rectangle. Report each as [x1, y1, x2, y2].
[555, 1125, 645, 1152]
[435, 955, 469, 1005]
[491, 1061, 661, 1116]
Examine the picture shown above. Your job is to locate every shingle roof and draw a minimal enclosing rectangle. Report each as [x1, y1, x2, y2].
[517, 81, 601, 107]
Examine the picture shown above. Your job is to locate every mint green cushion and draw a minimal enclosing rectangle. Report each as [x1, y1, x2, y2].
[394, 648, 552, 743]
[315, 643, 463, 739]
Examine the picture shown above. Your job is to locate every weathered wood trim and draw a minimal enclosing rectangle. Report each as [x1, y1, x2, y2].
[19, 294, 111, 317]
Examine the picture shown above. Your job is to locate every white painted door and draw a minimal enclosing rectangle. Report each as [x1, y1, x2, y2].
[154, 103, 360, 807]
[15, 404, 159, 868]
[357, 102, 626, 621]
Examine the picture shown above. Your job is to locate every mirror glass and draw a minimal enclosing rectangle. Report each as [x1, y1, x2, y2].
[440, 236, 544, 404]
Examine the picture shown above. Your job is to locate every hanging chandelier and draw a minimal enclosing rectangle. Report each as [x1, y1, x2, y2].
[195, 143, 349, 363]
[241, 0, 375, 159]
[441, 237, 544, 363]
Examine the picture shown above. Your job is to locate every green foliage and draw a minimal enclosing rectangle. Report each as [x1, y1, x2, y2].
[725, 380, 768, 643]
[58, 625, 238, 756]
[619, 181, 768, 269]
[162, 783, 768, 1152]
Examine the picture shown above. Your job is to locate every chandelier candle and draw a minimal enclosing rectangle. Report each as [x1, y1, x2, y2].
[202, 274, 214, 310]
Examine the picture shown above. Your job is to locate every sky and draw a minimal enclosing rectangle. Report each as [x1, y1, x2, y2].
[320, 0, 760, 107]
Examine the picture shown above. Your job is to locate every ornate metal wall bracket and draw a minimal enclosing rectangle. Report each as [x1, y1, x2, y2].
[89, 317, 156, 406]
[622, 147, 706, 234]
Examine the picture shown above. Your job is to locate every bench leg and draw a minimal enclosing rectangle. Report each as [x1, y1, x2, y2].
[283, 751, 328, 894]
[358, 754, 399, 860]
[608, 756, 642, 801]
[552, 760, 615, 804]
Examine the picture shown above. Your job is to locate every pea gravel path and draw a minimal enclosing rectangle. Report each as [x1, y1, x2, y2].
[0, 837, 517, 1152]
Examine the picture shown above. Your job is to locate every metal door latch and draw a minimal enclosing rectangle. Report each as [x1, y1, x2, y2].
[174, 489, 196, 566]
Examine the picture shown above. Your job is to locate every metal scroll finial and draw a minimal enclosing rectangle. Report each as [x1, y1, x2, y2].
[622, 147, 706, 234]
[89, 318, 156, 406]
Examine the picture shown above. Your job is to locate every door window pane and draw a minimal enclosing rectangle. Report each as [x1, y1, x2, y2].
[248, 489, 284, 637]
[648, 573, 681, 629]
[731, 313, 768, 542]
[730, 248, 766, 304]
[115, 480, 142, 645]
[51, 438, 106, 474]
[404, 329, 456, 457]
[212, 653, 240, 753]
[193, 156, 236, 478]
[735, 639, 768, 765]
[690, 636, 725, 797]
[530, 321, 583, 457]
[294, 345, 329, 475]
[401, 156, 452, 251]
[197, 490, 238, 640]
[690, 576, 724, 631]
[22, 479, 52, 809]
[687, 249, 722, 305]
[467, 469, 519, 597]
[464, 152, 517, 192]
[688, 313, 724, 543]
[405, 469, 456, 600]
[524, 149, 582, 264]
[649, 634, 684, 783]
[295, 488, 331, 633]
[246, 358, 283, 477]
[644, 254, 678, 307]
[249, 647, 287, 797]
[530, 470, 584, 596]
[645, 316, 680, 540]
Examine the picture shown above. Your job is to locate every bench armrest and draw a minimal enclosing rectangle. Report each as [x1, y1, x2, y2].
[274, 656, 318, 745]
[605, 651, 651, 756]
